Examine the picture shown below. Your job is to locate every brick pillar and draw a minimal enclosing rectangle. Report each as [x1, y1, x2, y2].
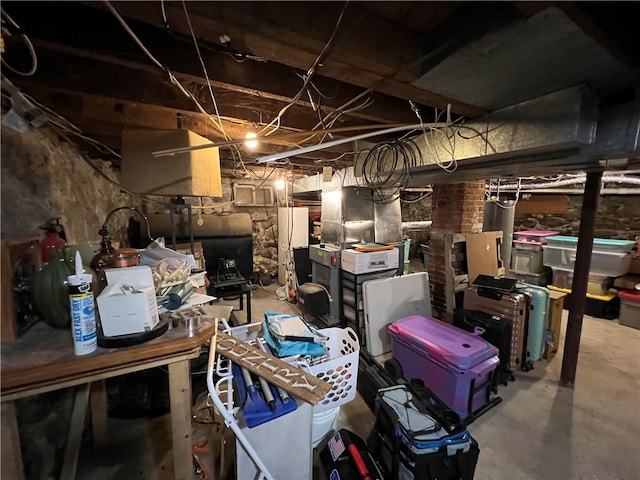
[428, 182, 485, 320]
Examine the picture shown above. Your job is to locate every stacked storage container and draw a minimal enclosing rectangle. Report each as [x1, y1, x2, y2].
[510, 231, 558, 286]
[618, 290, 640, 329]
[542, 236, 636, 317]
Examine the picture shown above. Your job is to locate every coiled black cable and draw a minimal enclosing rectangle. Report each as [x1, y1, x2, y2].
[356, 135, 424, 204]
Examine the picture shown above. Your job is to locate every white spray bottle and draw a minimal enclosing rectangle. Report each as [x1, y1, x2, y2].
[67, 250, 97, 355]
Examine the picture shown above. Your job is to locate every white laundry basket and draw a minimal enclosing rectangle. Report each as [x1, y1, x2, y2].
[306, 327, 360, 413]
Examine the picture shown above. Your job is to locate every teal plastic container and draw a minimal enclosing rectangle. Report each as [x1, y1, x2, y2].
[544, 236, 635, 253]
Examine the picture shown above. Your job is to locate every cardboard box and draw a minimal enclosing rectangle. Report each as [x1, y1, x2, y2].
[341, 248, 398, 274]
[465, 231, 505, 282]
[628, 255, 640, 275]
[97, 266, 159, 336]
[121, 129, 222, 197]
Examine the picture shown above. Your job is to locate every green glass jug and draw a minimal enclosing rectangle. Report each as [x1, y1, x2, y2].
[31, 246, 74, 328]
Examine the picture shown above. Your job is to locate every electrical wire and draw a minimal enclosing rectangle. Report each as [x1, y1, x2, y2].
[103, 0, 228, 138]
[107, 0, 258, 178]
[356, 139, 415, 204]
[257, 1, 350, 137]
[411, 101, 460, 173]
[488, 178, 521, 209]
[1, 9, 38, 76]
[180, 1, 228, 139]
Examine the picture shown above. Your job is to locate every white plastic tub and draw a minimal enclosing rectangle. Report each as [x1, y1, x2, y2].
[311, 406, 340, 447]
[544, 236, 636, 253]
[543, 245, 631, 277]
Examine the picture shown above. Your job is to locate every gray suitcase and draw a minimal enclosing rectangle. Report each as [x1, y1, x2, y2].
[463, 285, 533, 372]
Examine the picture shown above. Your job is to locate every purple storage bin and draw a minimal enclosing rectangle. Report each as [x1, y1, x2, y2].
[388, 315, 499, 419]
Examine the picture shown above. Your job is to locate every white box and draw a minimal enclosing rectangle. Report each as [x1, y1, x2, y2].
[97, 266, 160, 336]
[104, 265, 155, 286]
[341, 248, 398, 274]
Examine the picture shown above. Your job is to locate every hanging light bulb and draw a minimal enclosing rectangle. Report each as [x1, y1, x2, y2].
[275, 178, 286, 190]
[244, 132, 258, 149]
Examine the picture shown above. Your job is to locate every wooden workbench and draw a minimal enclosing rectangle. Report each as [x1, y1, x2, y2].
[1, 305, 233, 480]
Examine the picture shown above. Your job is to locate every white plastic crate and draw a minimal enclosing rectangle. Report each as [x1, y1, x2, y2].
[511, 248, 544, 274]
[304, 327, 360, 413]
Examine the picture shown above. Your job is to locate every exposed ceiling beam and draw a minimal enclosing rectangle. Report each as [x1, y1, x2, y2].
[80, 1, 485, 117]
[13, 45, 347, 133]
[15, 85, 355, 167]
[3, 1, 425, 126]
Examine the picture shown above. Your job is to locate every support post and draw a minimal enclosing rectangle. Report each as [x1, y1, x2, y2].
[560, 171, 602, 387]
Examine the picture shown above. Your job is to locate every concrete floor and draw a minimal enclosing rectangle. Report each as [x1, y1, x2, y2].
[77, 267, 640, 479]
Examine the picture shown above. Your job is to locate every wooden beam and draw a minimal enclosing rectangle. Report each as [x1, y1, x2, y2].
[514, 194, 569, 215]
[1, 403, 24, 480]
[17, 45, 331, 132]
[4, 2, 423, 125]
[561, 171, 602, 388]
[16, 85, 353, 156]
[215, 332, 332, 405]
[78, 1, 485, 117]
[168, 359, 192, 480]
[59, 384, 90, 480]
[363, 2, 462, 33]
[16, 90, 351, 173]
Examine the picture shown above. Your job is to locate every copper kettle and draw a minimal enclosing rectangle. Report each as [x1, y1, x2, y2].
[90, 206, 152, 289]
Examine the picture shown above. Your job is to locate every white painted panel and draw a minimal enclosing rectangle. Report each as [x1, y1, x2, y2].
[362, 272, 432, 357]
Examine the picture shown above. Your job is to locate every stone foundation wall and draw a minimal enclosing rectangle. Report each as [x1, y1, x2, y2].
[1, 125, 149, 245]
[514, 194, 640, 240]
[1, 123, 281, 478]
[2, 124, 281, 278]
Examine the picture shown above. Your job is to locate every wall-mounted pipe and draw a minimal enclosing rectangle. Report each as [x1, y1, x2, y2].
[491, 175, 640, 190]
[402, 221, 432, 231]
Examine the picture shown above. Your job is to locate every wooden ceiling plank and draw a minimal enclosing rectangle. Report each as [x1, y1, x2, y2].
[5, 0, 421, 126]
[79, 1, 484, 117]
[18, 85, 353, 166]
[19, 45, 351, 132]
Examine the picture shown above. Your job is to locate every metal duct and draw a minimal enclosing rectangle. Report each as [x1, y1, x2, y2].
[483, 200, 516, 272]
[402, 221, 433, 231]
[408, 85, 599, 177]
